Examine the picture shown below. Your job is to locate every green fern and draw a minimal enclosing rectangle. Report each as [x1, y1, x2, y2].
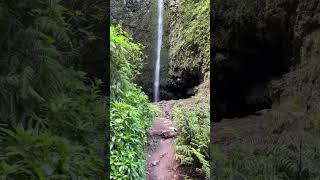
[213, 111, 320, 179]
[0, 0, 107, 178]
[174, 101, 210, 179]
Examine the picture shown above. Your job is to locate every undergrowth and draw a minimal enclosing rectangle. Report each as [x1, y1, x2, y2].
[212, 111, 320, 180]
[110, 25, 157, 179]
[174, 91, 210, 179]
[0, 0, 107, 179]
[169, 0, 210, 177]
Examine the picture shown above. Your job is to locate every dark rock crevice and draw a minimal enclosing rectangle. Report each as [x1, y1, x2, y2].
[160, 71, 202, 100]
[213, 16, 293, 121]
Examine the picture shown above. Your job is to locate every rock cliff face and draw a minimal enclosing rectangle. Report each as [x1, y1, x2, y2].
[110, 0, 155, 99]
[111, 0, 152, 42]
[166, 0, 210, 99]
[111, 0, 209, 101]
[111, 0, 172, 100]
[213, 0, 320, 121]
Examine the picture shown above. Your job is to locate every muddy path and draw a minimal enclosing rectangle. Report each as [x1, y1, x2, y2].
[145, 100, 185, 180]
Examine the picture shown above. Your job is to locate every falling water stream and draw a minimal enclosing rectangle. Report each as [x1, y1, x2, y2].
[153, 0, 164, 102]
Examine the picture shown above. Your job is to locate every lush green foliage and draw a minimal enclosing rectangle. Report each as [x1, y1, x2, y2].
[110, 25, 144, 100]
[110, 25, 157, 179]
[174, 92, 210, 179]
[0, 0, 106, 179]
[168, 0, 211, 178]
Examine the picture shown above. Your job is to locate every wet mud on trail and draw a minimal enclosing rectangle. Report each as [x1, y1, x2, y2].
[145, 100, 185, 180]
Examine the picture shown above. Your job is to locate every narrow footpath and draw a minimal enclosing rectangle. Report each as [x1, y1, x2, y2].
[145, 100, 185, 180]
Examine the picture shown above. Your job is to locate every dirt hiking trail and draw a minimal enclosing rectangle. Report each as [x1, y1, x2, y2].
[145, 100, 185, 180]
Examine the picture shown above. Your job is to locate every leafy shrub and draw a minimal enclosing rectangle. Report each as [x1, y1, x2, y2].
[110, 25, 144, 100]
[110, 102, 147, 179]
[110, 89, 156, 179]
[110, 24, 156, 179]
[174, 102, 210, 179]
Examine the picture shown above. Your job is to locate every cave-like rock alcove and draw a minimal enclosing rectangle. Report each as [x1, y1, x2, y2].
[213, 22, 292, 121]
[161, 71, 202, 100]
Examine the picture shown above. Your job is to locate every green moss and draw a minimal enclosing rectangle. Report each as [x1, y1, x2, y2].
[169, 0, 210, 81]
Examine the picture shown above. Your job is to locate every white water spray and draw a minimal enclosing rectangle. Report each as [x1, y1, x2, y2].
[153, 0, 164, 102]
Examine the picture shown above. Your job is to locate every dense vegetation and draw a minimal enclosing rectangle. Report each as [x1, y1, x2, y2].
[0, 0, 107, 178]
[174, 81, 210, 179]
[169, 0, 211, 179]
[0, 0, 211, 179]
[109, 25, 158, 179]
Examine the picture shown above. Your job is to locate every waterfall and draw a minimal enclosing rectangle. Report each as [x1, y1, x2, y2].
[153, 0, 164, 102]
